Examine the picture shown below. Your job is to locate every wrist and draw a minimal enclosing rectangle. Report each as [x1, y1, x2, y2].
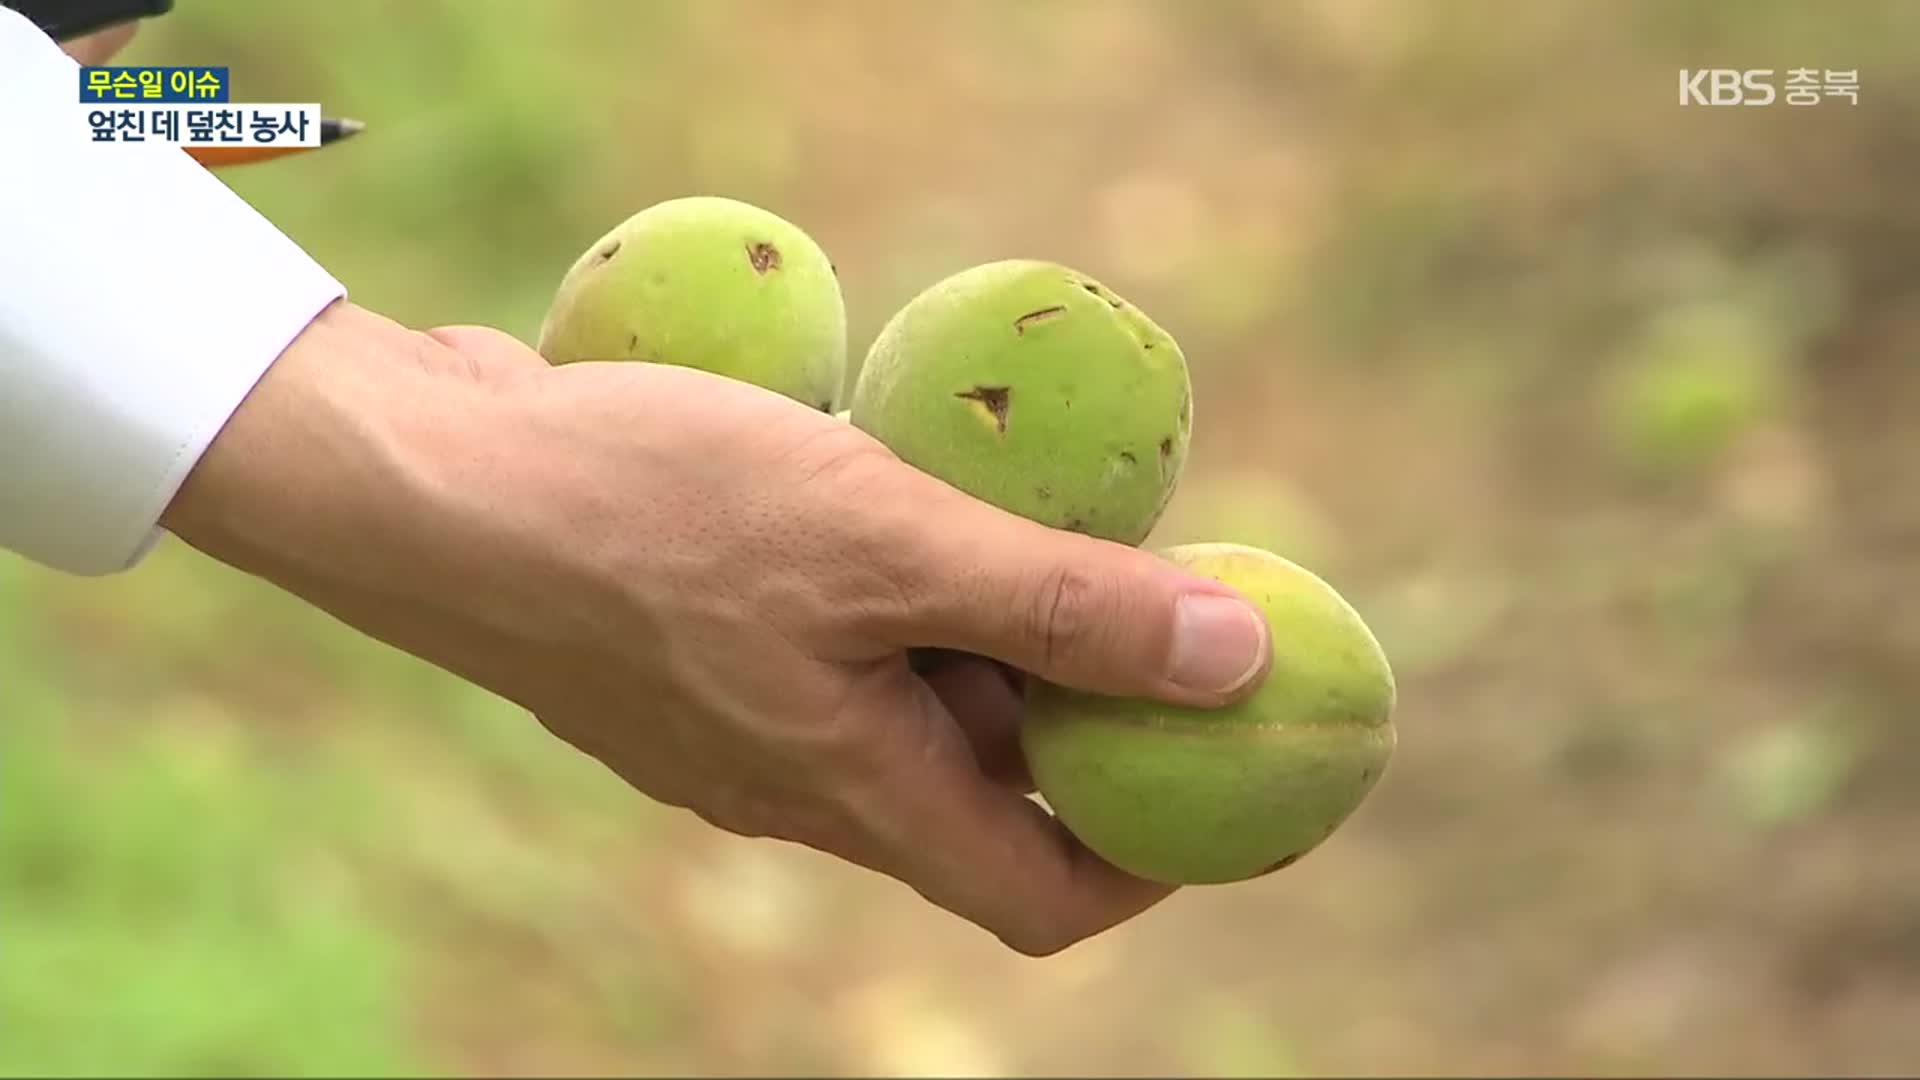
[159, 300, 467, 592]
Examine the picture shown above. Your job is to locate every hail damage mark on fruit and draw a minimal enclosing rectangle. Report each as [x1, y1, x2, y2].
[595, 239, 621, 263]
[1118, 450, 1138, 467]
[954, 385, 1011, 434]
[1064, 515, 1088, 532]
[1014, 305, 1067, 335]
[1361, 766, 1373, 782]
[627, 333, 640, 351]
[1035, 485, 1054, 501]
[747, 242, 782, 274]
[1078, 279, 1125, 310]
[815, 400, 834, 413]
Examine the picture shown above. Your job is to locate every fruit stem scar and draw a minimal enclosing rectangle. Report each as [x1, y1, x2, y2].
[747, 242, 782, 274]
[954, 385, 1011, 434]
[1014, 305, 1067, 334]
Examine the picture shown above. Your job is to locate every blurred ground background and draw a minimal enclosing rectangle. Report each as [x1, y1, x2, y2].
[5, 0, 1919, 1075]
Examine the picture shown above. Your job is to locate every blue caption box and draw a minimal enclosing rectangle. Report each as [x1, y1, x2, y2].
[79, 66, 230, 104]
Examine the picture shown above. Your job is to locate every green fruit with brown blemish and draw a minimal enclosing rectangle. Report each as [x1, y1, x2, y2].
[1023, 543, 1396, 886]
[848, 259, 1191, 545]
[538, 196, 847, 411]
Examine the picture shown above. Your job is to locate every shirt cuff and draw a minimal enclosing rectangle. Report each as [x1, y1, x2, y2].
[0, 6, 347, 576]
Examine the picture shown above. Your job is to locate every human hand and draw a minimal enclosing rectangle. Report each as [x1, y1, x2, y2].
[162, 301, 1272, 955]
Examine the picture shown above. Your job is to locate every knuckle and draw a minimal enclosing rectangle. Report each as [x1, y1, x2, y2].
[693, 791, 775, 839]
[996, 919, 1080, 958]
[1026, 563, 1103, 671]
[696, 785, 850, 853]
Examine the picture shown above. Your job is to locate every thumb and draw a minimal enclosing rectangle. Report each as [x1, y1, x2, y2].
[882, 480, 1272, 707]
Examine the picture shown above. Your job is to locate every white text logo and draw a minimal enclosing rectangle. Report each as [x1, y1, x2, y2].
[1680, 69, 1859, 106]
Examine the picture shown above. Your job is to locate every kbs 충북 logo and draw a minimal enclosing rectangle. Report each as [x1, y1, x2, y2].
[1679, 69, 1860, 107]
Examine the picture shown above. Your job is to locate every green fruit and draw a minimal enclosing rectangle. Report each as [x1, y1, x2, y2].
[1023, 543, 1395, 885]
[849, 259, 1191, 545]
[538, 196, 847, 411]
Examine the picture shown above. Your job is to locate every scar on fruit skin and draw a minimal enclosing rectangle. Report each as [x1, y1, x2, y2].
[1014, 305, 1066, 335]
[595, 239, 621, 263]
[955, 385, 1011, 434]
[1079, 280, 1123, 309]
[1118, 450, 1138, 466]
[1036, 485, 1053, 501]
[747, 242, 782, 274]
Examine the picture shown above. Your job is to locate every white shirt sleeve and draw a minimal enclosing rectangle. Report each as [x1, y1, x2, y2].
[0, 6, 346, 576]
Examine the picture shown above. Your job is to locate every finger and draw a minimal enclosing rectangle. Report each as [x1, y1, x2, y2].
[61, 22, 138, 65]
[918, 652, 1033, 794]
[875, 475, 1272, 709]
[841, 672, 1176, 956]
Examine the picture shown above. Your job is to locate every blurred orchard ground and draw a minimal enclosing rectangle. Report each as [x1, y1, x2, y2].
[5, 0, 1920, 1075]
